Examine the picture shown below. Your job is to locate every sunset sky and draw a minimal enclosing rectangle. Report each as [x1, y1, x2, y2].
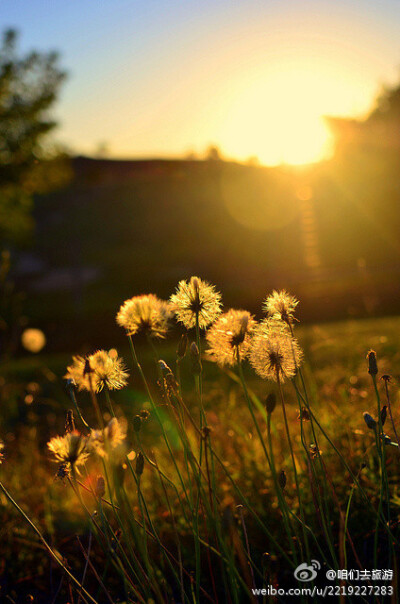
[2, 0, 400, 165]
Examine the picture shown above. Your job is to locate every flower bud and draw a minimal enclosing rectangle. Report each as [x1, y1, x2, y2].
[133, 415, 142, 433]
[363, 412, 377, 430]
[95, 475, 106, 499]
[177, 333, 188, 359]
[367, 350, 378, 376]
[165, 372, 179, 395]
[380, 405, 387, 426]
[136, 452, 144, 476]
[190, 342, 202, 376]
[265, 393, 276, 415]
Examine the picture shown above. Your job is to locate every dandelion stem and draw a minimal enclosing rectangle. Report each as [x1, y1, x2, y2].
[371, 373, 392, 570]
[276, 371, 310, 562]
[236, 351, 299, 562]
[104, 387, 116, 417]
[384, 378, 400, 450]
[194, 309, 204, 604]
[127, 334, 189, 495]
[66, 385, 90, 431]
[265, 409, 300, 564]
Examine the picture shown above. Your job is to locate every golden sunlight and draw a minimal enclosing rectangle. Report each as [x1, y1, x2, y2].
[216, 64, 357, 166]
[256, 111, 331, 166]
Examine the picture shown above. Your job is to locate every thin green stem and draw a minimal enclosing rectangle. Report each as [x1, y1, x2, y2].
[0, 480, 99, 604]
[66, 385, 90, 431]
[276, 372, 310, 562]
[236, 353, 299, 563]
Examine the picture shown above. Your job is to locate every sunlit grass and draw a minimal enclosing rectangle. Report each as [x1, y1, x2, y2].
[1, 302, 400, 602]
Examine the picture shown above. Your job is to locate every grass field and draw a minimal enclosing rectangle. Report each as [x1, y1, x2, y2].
[1, 307, 400, 603]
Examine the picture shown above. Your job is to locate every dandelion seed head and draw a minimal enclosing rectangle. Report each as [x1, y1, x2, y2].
[206, 309, 255, 367]
[47, 431, 90, 472]
[89, 418, 127, 458]
[170, 276, 222, 329]
[21, 328, 46, 353]
[64, 349, 129, 392]
[250, 319, 303, 382]
[64, 355, 87, 389]
[116, 294, 172, 338]
[90, 350, 129, 390]
[263, 290, 299, 324]
[106, 417, 126, 448]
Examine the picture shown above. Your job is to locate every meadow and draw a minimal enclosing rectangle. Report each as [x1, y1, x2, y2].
[3, 7, 400, 603]
[1, 279, 399, 603]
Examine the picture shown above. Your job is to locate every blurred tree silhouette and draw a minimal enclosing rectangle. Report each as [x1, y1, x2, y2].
[327, 76, 400, 156]
[205, 145, 223, 161]
[0, 29, 70, 245]
[371, 80, 400, 122]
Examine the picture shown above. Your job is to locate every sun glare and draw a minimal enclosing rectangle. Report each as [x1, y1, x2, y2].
[216, 65, 347, 166]
[258, 111, 331, 166]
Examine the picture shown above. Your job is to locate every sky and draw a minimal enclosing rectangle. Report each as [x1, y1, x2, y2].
[2, 0, 400, 165]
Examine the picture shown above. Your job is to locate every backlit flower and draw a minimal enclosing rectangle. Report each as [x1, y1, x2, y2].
[170, 276, 222, 329]
[263, 290, 299, 325]
[47, 431, 90, 472]
[206, 309, 255, 367]
[116, 294, 172, 338]
[89, 417, 127, 458]
[65, 349, 129, 392]
[250, 319, 303, 382]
